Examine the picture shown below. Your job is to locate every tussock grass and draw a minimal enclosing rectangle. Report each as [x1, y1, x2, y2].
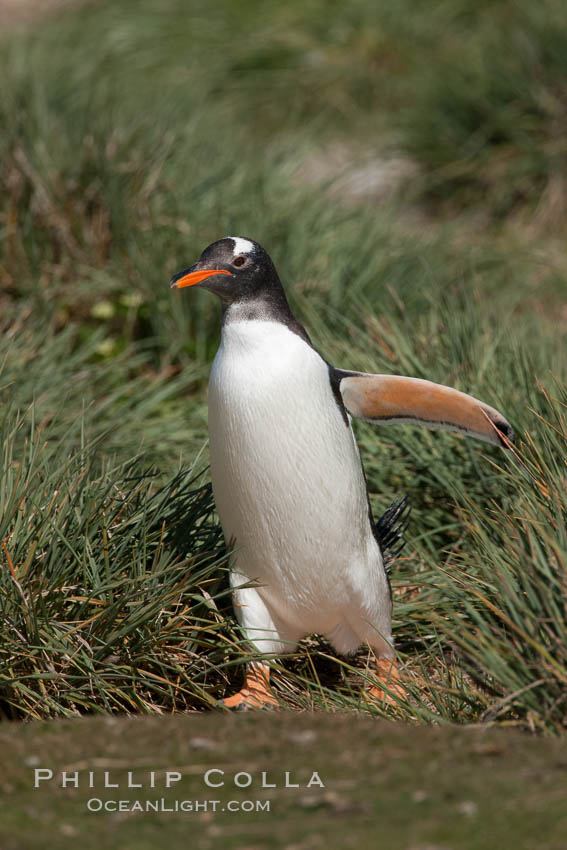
[0, 458, 229, 719]
[1, 0, 566, 731]
[427, 392, 567, 732]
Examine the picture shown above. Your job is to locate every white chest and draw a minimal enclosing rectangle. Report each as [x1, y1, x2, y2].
[207, 320, 375, 598]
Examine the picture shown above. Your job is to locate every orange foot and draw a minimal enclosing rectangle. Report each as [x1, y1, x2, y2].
[367, 657, 406, 706]
[220, 664, 278, 710]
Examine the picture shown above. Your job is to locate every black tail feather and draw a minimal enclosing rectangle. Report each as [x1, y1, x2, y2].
[374, 495, 411, 570]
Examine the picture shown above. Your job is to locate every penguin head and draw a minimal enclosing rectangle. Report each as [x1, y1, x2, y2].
[169, 236, 281, 305]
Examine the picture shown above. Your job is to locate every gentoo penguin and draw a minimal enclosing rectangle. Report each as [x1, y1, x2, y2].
[170, 237, 514, 709]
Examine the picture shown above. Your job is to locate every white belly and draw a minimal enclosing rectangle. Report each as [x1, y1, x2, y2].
[208, 319, 382, 632]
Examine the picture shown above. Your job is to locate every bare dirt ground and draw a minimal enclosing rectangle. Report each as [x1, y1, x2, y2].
[2, 712, 567, 849]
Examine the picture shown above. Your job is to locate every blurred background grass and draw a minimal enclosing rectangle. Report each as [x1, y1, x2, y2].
[0, 0, 566, 731]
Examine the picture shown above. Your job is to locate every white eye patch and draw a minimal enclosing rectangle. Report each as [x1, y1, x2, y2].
[228, 236, 255, 257]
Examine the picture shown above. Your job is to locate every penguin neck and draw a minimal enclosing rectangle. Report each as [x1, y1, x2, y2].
[221, 287, 313, 346]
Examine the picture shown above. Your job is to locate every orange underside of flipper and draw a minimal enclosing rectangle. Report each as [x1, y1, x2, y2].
[340, 374, 512, 447]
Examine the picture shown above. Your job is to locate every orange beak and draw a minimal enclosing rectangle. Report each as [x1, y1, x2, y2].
[170, 268, 231, 288]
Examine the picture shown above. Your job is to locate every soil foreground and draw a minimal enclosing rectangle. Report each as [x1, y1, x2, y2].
[1, 713, 566, 849]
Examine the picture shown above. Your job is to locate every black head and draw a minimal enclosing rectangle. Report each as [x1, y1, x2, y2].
[169, 236, 283, 306]
[170, 236, 312, 342]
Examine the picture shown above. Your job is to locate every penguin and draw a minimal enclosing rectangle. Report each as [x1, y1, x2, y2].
[170, 236, 514, 709]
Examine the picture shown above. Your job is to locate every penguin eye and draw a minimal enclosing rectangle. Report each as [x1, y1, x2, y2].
[233, 255, 246, 268]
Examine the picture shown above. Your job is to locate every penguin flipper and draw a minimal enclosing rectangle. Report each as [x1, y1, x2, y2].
[336, 371, 514, 449]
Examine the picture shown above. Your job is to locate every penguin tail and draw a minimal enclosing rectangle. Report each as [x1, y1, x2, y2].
[375, 495, 411, 570]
